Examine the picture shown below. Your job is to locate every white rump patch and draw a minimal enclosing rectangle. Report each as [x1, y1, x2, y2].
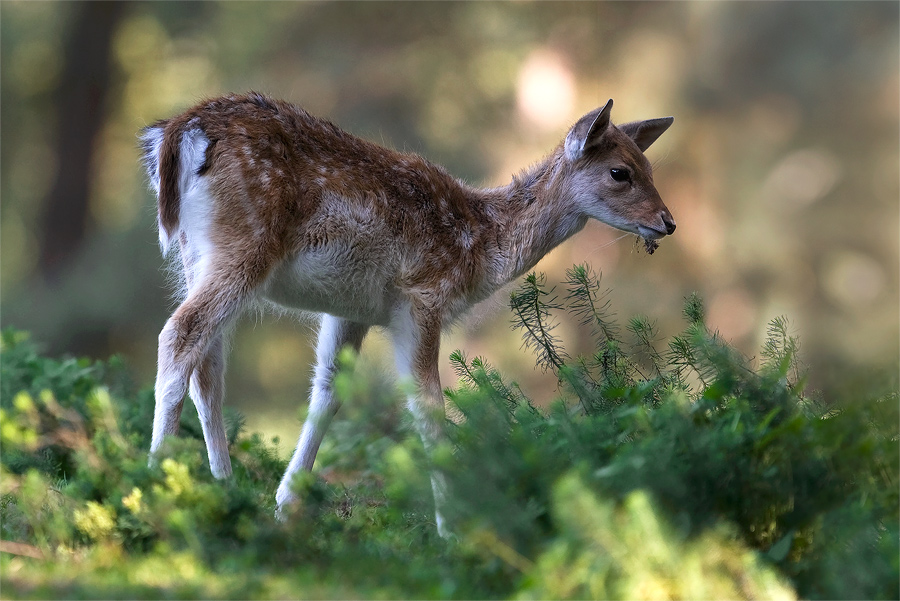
[140, 126, 164, 194]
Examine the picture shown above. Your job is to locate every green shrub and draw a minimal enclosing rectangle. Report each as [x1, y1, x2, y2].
[444, 267, 898, 599]
[1, 267, 896, 599]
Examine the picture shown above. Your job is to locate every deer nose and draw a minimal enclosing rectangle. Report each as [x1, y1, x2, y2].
[661, 211, 676, 235]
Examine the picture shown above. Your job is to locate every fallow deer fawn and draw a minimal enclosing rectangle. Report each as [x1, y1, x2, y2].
[140, 92, 675, 537]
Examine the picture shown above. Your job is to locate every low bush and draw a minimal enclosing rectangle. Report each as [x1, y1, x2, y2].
[1, 266, 896, 599]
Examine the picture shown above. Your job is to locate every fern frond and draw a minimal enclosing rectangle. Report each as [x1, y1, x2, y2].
[683, 292, 705, 326]
[628, 315, 665, 378]
[761, 316, 803, 386]
[510, 273, 567, 372]
[449, 349, 529, 411]
[564, 264, 620, 344]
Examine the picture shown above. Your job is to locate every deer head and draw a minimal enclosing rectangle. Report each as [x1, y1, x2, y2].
[563, 99, 675, 241]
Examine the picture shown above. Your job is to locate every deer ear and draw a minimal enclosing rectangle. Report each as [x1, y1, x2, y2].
[564, 99, 613, 161]
[618, 117, 674, 152]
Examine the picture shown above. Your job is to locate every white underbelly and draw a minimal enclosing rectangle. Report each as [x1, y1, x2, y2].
[261, 246, 400, 325]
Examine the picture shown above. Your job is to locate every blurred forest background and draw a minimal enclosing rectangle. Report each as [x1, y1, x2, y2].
[1, 1, 897, 448]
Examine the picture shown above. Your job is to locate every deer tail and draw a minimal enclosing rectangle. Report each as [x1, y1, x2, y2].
[139, 117, 209, 255]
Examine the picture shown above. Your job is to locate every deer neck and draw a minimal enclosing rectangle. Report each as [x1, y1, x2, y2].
[473, 148, 588, 286]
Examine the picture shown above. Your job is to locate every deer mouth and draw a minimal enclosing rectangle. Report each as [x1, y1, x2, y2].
[637, 225, 668, 240]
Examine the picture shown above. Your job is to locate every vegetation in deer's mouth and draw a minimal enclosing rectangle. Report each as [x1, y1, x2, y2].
[643, 236, 660, 254]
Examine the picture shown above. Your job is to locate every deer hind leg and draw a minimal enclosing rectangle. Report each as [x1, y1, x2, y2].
[390, 304, 452, 538]
[172, 233, 233, 478]
[276, 315, 369, 514]
[150, 272, 250, 468]
[189, 332, 232, 478]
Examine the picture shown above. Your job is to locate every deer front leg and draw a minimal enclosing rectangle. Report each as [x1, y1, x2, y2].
[390, 304, 452, 539]
[276, 315, 369, 516]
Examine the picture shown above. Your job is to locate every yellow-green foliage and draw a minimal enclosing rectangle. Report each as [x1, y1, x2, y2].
[0, 271, 897, 599]
[521, 477, 795, 600]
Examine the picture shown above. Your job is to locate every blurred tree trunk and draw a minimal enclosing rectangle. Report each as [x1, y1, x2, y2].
[38, 1, 125, 280]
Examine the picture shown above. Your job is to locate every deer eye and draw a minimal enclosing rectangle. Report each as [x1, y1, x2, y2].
[610, 168, 630, 182]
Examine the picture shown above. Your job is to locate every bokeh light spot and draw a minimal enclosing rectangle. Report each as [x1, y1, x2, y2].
[516, 49, 576, 130]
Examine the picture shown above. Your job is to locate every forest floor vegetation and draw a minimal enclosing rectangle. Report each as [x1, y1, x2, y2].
[1, 266, 897, 599]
